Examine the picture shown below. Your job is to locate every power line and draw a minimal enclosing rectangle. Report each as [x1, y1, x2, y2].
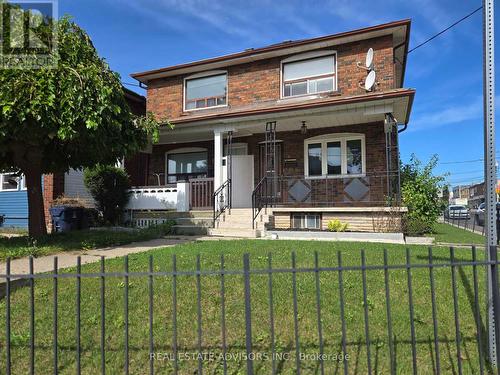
[408, 6, 483, 54]
[122, 81, 142, 88]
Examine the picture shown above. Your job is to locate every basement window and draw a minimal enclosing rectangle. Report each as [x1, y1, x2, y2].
[292, 213, 321, 229]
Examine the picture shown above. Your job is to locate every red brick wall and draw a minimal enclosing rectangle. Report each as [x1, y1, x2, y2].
[43, 173, 64, 230]
[147, 35, 394, 120]
[147, 122, 393, 205]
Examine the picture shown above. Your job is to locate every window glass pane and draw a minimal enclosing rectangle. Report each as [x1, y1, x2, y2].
[292, 215, 304, 229]
[308, 80, 317, 93]
[306, 215, 320, 229]
[1, 173, 19, 190]
[185, 74, 227, 108]
[346, 139, 362, 174]
[284, 84, 291, 97]
[308, 143, 322, 176]
[283, 55, 335, 81]
[316, 77, 334, 92]
[291, 81, 307, 96]
[327, 141, 341, 175]
[168, 152, 208, 178]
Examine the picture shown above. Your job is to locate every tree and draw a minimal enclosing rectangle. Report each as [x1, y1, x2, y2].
[0, 10, 159, 237]
[400, 154, 446, 235]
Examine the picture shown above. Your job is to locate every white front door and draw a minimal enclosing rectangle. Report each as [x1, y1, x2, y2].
[222, 155, 254, 208]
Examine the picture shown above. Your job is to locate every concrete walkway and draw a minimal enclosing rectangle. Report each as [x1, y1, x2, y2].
[0, 237, 190, 276]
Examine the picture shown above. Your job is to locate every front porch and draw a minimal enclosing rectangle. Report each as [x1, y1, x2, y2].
[125, 97, 409, 234]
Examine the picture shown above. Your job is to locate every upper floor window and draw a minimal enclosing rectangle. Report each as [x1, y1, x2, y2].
[304, 134, 365, 178]
[282, 53, 336, 98]
[184, 73, 227, 111]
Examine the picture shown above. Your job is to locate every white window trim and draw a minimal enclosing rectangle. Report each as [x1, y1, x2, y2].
[0, 173, 23, 192]
[280, 50, 338, 100]
[183, 70, 229, 112]
[304, 133, 366, 179]
[292, 213, 321, 229]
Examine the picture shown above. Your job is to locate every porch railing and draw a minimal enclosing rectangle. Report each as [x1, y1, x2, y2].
[189, 178, 214, 210]
[252, 172, 400, 228]
[127, 186, 178, 210]
[213, 179, 231, 225]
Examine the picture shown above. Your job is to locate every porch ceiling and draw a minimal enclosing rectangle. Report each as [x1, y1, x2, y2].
[157, 91, 412, 144]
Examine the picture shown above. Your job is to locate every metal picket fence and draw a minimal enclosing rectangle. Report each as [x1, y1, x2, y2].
[2, 246, 500, 374]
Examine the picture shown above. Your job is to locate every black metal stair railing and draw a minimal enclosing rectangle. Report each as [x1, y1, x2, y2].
[251, 176, 268, 229]
[213, 179, 231, 227]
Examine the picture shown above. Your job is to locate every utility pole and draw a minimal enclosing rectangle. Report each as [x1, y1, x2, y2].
[483, 0, 497, 364]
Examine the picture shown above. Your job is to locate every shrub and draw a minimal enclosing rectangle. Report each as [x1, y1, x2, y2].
[401, 154, 446, 235]
[327, 219, 348, 232]
[84, 165, 131, 225]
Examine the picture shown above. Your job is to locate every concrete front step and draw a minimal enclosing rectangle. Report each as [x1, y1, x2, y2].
[173, 225, 209, 236]
[175, 217, 213, 226]
[133, 210, 213, 219]
[208, 227, 262, 238]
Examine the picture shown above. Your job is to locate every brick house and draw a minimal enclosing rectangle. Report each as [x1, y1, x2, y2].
[125, 19, 415, 237]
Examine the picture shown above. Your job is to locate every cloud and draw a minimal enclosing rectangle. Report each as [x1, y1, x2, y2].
[409, 95, 483, 131]
[110, 0, 327, 45]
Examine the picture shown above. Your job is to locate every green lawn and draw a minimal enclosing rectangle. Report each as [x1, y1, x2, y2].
[0, 240, 492, 374]
[0, 223, 174, 261]
[429, 223, 485, 245]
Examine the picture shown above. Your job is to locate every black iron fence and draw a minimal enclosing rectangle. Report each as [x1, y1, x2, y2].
[1, 246, 500, 374]
[443, 206, 500, 240]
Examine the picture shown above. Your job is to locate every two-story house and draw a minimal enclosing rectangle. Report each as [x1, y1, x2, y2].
[127, 19, 415, 237]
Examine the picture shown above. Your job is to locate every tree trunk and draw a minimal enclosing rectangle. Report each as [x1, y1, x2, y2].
[25, 167, 47, 238]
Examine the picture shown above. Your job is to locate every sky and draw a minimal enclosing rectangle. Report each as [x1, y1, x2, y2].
[58, 0, 499, 188]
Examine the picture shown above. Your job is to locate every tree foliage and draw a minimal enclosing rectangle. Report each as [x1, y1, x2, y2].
[401, 154, 446, 235]
[0, 10, 160, 237]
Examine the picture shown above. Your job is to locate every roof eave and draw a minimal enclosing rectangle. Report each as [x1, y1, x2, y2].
[131, 19, 411, 84]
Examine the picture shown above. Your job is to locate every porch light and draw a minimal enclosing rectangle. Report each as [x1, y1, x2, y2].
[300, 121, 307, 135]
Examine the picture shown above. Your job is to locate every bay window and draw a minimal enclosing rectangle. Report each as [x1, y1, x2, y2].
[282, 52, 336, 98]
[184, 73, 227, 110]
[305, 134, 365, 177]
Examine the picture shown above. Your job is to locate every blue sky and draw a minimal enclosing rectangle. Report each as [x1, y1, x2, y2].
[59, 0, 499, 188]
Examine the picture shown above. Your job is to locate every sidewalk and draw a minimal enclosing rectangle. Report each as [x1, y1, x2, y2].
[0, 237, 190, 276]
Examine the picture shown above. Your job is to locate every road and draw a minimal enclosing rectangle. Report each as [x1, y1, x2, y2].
[443, 210, 484, 235]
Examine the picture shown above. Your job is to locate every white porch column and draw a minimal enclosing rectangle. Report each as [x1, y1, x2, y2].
[214, 130, 224, 191]
[176, 181, 190, 212]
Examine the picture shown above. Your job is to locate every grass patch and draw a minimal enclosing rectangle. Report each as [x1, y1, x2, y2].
[0, 240, 491, 374]
[0, 222, 174, 261]
[428, 223, 485, 245]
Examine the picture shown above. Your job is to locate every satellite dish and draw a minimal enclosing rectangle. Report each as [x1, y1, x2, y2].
[365, 70, 376, 91]
[365, 48, 374, 69]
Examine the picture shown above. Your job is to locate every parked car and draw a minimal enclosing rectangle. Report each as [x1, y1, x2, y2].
[444, 205, 470, 220]
[474, 202, 500, 226]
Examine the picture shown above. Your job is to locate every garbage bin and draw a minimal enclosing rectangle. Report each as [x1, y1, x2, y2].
[49, 206, 84, 233]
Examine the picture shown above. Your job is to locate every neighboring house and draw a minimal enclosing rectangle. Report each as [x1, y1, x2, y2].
[0, 173, 28, 227]
[0, 88, 146, 230]
[468, 182, 485, 208]
[451, 184, 471, 206]
[128, 19, 415, 236]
